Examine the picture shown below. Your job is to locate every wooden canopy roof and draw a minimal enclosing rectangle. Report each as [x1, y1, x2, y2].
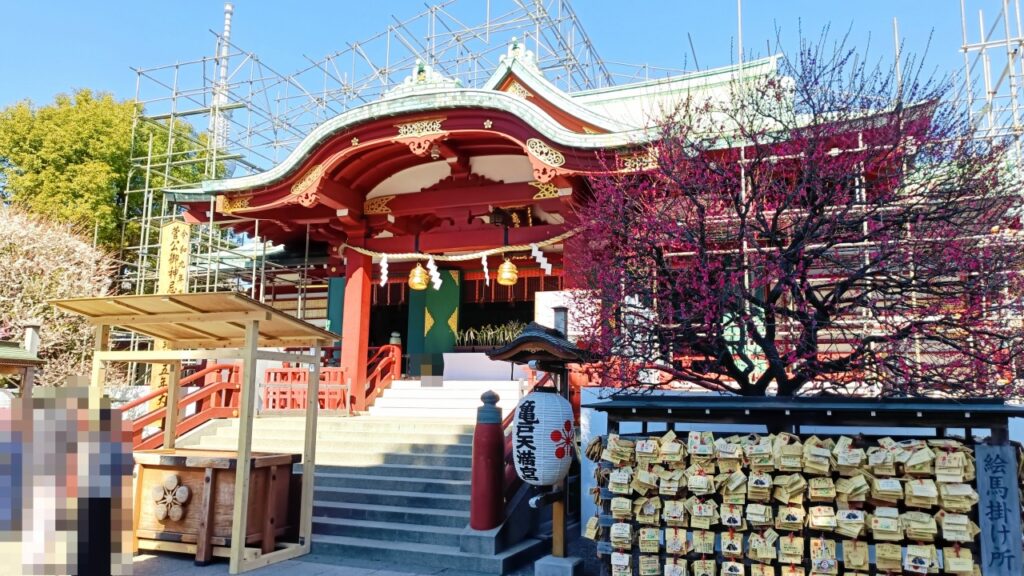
[52, 292, 337, 349]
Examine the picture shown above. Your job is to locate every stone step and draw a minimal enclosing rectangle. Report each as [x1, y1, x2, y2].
[237, 416, 477, 435]
[218, 426, 475, 445]
[314, 472, 471, 495]
[314, 486, 471, 511]
[310, 533, 545, 574]
[365, 407, 484, 420]
[194, 438, 473, 467]
[311, 517, 463, 547]
[315, 464, 471, 481]
[372, 393, 520, 407]
[381, 388, 522, 400]
[313, 501, 468, 528]
[209, 431, 474, 455]
[389, 380, 524, 392]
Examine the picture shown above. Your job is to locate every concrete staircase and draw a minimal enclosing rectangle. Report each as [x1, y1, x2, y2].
[178, 381, 542, 574]
[367, 379, 523, 420]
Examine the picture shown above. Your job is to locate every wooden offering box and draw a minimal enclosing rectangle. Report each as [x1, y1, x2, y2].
[133, 449, 299, 564]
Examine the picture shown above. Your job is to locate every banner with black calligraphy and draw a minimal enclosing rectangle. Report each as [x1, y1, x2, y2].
[976, 444, 1023, 576]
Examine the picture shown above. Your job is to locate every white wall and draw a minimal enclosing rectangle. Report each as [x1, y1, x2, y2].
[534, 290, 592, 340]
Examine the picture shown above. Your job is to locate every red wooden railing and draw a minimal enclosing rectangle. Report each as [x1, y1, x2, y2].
[123, 363, 241, 450]
[262, 367, 349, 412]
[364, 344, 402, 407]
[261, 344, 402, 413]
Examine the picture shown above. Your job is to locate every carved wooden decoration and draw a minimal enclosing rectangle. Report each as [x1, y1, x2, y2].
[363, 195, 396, 215]
[526, 138, 566, 183]
[290, 164, 325, 208]
[151, 474, 191, 523]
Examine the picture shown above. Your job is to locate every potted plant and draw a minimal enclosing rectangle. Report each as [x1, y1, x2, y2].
[445, 320, 529, 380]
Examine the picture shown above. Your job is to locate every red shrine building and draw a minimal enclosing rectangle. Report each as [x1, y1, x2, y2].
[173, 42, 781, 409]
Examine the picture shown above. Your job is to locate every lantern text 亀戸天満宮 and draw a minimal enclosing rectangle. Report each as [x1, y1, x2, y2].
[512, 389, 574, 486]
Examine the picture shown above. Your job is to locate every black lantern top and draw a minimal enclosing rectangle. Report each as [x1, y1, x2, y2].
[486, 322, 596, 370]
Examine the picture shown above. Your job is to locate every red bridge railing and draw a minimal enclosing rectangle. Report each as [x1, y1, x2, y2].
[261, 344, 402, 413]
[122, 363, 241, 450]
[118, 344, 402, 449]
[262, 367, 348, 412]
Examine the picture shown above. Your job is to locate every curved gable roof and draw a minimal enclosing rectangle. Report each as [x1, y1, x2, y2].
[172, 50, 785, 198]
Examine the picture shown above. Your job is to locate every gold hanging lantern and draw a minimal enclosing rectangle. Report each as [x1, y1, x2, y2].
[497, 259, 518, 286]
[408, 262, 429, 291]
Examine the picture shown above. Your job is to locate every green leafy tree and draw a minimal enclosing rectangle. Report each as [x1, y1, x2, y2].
[0, 89, 218, 248]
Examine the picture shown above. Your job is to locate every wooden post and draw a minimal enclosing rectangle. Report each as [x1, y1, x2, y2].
[552, 500, 566, 557]
[195, 467, 217, 565]
[90, 324, 110, 388]
[229, 320, 259, 574]
[163, 361, 182, 449]
[298, 341, 321, 552]
[21, 366, 34, 402]
[261, 465, 279, 554]
[552, 366, 568, 558]
[132, 463, 146, 554]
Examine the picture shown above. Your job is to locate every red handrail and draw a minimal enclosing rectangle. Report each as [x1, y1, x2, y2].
[262, 367, 348, 411]
[123, 363, 242, 450]
[364, 344, 401, 407]
[119, 363, 239, 413]
[133, 379, 240, 450]
[261, 345, 402, 412]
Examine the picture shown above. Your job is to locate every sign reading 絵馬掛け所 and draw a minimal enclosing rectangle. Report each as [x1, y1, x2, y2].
[975, 444, 1023, 575]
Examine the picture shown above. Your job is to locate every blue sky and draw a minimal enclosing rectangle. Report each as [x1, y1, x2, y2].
[0, 1, 997, 109]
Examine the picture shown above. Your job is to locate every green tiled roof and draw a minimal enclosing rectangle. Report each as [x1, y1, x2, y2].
[0, 341, 43, 366]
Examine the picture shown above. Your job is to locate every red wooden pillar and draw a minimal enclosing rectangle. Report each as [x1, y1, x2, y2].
[341, 248, 372, 411]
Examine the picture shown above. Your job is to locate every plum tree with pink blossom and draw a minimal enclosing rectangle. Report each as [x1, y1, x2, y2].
[571, 38, 1024, 398]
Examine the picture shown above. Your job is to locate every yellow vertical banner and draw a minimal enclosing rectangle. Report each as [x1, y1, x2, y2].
[157, 221, 191, 294]
[150, 221, 191, 414]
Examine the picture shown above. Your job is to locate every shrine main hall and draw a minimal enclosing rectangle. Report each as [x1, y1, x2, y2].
[173, 41, 780, 408]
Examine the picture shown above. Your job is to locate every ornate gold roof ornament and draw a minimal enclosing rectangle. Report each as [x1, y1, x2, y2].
[396, 118, 445, 138]
[525, 138, 566, 183]
[291, 164, 326, 196]
[620, 146, 660, 172]
[529, 181, 560, 200]
[218, 194, 250, 214]
[526, 138, 565, 167]
[385, 59, 461, 98]
[363, 195, 395, 215]
[507, 81, 533, 99]
[289, 164, 325, 208]
[499, 37, 540, 72]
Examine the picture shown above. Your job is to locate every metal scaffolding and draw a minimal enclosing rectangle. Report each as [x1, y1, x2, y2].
[959, 0, 1024, 160]
[118, 0, 684, 305]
